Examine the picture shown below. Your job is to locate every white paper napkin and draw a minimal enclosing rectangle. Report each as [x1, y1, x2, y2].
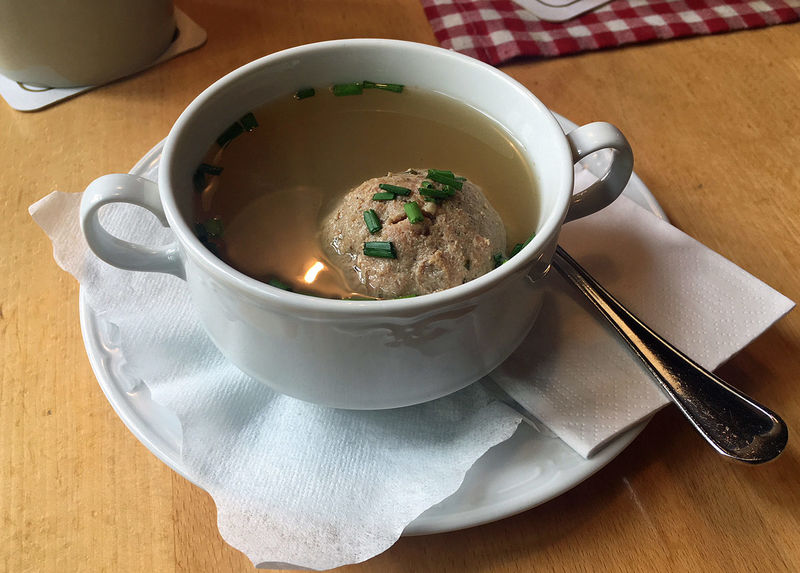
[30, 178, 793, 568]
[492, 177, 794, 456]
[30, 191, 522, 570]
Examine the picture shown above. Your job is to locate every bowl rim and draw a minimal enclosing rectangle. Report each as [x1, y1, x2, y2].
[161, 38, 573, 315]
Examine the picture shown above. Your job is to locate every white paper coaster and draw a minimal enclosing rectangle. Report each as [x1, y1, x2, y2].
[0, 9, 206, 112]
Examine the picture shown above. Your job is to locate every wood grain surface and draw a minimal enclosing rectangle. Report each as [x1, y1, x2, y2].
[2, 1, 798, 571]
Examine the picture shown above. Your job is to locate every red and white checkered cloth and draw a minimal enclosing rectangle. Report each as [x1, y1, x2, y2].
[421, 0, 800, 65]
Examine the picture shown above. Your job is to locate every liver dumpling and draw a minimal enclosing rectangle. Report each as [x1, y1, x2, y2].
[320, 169, 506, 298]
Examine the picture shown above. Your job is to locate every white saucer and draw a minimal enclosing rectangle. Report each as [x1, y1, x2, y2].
[80, 114, 665, 536]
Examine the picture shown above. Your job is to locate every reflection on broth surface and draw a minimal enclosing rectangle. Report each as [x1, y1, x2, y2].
[193, 84, 539, 299]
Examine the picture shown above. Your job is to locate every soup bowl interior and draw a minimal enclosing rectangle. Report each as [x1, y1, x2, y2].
[162, 39, 573, 306]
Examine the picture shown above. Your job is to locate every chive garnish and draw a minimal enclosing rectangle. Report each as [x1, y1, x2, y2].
[216, 111, 259, 146]
[509, 234, 535, 258]
[427, 171, 463, 189]
[363, 80, 404, 93]
[493, 253, 507, 268]
[198, 163, 224, 175]
[427, 169, 454, 178]
[193, 171, 207, 193]
[193, 164, 223, 193]
[195, 223, 221, 255]
[201, 217, 224, 237]
[395, 294, 417, 299]
[194, 222, 209, 241]
[404, 202, 424, 224]
[268, 278, 292, 291]
[364, 241, 397, 258]
[332, 82, 363, 96]
[378, 183, 412, 196]
[419, 187, 454, 199]
[216, 121, 245, 147]
[239, 112, 259, 132]
[363, 209, 382, 234]
[372, 192, 396, 201]
[294, 87, 315, 100]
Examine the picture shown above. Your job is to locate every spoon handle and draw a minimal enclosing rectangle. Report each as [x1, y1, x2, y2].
[551, 246, 788, 464]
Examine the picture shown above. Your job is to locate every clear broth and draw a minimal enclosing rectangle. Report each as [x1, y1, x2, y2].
[194, 86, 539, 298]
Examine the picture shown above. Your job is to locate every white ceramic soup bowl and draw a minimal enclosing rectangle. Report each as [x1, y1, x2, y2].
[81, 39, 632, 409]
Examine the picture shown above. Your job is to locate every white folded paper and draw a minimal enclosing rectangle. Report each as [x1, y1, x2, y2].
[493, 190, 794, 456]
[30, 191, 522, 570]
[30, 181, 793, 569]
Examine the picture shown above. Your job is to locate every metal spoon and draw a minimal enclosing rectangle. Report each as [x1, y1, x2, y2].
[550, 246, 788, 464]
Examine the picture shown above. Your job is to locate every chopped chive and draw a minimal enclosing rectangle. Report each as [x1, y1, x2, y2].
[198, 163, 224, 175]
[493, 253, 507, 268]
[216, 121, 245, 147]
[194, 222, 209, 241]
[239, 112, 258, 132]
[216, 111, 259, 145]
[364, 241, 397, 258]
[378, 83, 404, 93]
[362, 80, 404, 93]
[427, 169, 454, 178]
[268, 278, 292, 291]
[194, 164, 223, 193]
[294, 87, 315, 100]
[419, 187, 454, 199]
[372, 192, 396, 201]
[507, 234, 535, 260]
[332, 82, 363, 96]
[193, 171, 207, 193]
[427, 172, 463, 189]
[202, 217, 224, 237]
[194, 224, 220, 255]
[363, 209, 382, 234]
[404, 202, 424, 224]
[420, 180, 435, 188]
[378, 183, 412, 196]
[395, 294, 417, 299]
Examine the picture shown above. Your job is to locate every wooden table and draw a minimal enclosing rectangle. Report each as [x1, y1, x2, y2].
[3, 1, 799, 571]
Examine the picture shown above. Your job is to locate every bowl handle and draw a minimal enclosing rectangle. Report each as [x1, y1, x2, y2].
[80, 174, 185, 279]
[564, 122, 633, 222]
